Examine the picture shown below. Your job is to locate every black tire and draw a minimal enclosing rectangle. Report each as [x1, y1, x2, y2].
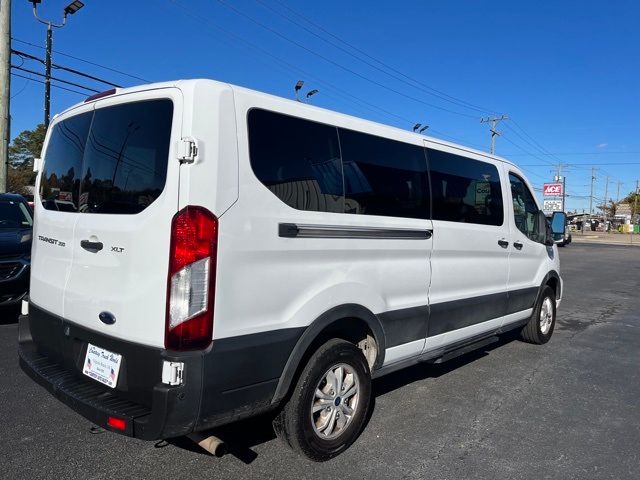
[520, 285, 556, 344]
[273, 339, 372, 462]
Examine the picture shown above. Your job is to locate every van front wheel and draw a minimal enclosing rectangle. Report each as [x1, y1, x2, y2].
[273, 339, 372, 461]
[520, 285, 556, 344]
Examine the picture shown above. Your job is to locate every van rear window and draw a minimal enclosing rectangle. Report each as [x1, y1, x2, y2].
[40, 99, 173, 214]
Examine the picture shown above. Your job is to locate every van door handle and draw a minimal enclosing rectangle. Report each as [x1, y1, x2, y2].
[514, 241, 523, 250]
[80, 240, 103, 253]
[498, 239, 509, 248]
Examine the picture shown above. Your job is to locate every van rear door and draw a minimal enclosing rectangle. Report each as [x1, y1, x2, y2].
[36, 88, 183, 348]
[31, 102, 95, 317]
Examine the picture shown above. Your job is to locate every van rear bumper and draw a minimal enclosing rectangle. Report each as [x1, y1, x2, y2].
[18, 303, 305, 440]
[18, 308, 203, 440]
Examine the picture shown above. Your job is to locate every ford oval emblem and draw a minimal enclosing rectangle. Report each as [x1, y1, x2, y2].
[99, 311, 116, 325]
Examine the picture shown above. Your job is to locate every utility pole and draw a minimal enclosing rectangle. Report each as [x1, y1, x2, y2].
[632, 180, 639, 244]
[44, 23, 52, 128]
[480, 115, 508, 155]
[589, 167, 597, 215]
[30, 1, 85, 128]
[0, 0, 11, 193]
[584, 167, 597, 234]
[616, 181, 623, 202]
[603, 175, 609, 232]
[555, 163, 569, 212]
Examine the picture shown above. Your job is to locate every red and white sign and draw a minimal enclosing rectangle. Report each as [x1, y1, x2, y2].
[543, 183, 563, 196]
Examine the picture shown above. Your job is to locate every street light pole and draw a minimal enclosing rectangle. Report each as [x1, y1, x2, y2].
[29, 1, 84, 128]
[44, 23, 52, 127]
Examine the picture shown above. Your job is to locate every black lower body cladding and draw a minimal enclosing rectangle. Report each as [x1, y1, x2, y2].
[18, 303, 305, 439]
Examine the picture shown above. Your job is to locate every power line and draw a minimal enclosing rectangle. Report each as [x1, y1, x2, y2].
[213, 0, 478, 119]
[272, 0, 498, 115]
[11, 64, 99, 93]
[165, 3, 422, 126]
[12, 49, 122, 88]
[505, 151, 640, 156]
[172, 1, 496, 152]
[255, 0, 495, 115]
[11, 37, 150, 83]
[11, 72, 87, 96]
[170, 1, 573, 163]
[521, 162, 640, 167]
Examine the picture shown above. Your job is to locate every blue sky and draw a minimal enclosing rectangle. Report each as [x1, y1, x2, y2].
[9, 0, 640, 211]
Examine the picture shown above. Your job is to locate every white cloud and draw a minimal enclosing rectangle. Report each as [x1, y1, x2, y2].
[596, 143, 608, 148]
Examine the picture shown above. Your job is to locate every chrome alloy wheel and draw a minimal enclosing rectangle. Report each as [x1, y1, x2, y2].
[311, 363, 360, 440]
[539, 296, 554, 334]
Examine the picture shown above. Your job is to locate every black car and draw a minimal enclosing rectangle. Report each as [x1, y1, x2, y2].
[0, 193, 33, 306]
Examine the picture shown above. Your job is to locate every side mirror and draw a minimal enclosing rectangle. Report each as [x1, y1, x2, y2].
[537, 210, 555, 246]
[33, 158, 42, 173]
[550, 211, 567, 236]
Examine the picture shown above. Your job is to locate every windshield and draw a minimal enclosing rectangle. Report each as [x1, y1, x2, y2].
[0, 200, 33, 229]
[39, 99, 174, 214]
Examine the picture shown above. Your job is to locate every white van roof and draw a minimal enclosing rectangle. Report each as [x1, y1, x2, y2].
[55, 78, 519, 169]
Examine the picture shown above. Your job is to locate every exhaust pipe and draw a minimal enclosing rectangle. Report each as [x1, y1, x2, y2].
[188, 432, 227, 457]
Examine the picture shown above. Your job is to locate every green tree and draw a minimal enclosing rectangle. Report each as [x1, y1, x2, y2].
[624, 190, 640, 218]
[7, 124, 46, 195]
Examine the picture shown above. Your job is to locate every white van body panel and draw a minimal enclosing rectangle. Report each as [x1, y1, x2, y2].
[213, 88, 432, 355]
[177, 80, 239, 216]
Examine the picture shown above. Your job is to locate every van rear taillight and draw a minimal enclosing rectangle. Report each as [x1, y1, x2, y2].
[165, 206, 217, 350]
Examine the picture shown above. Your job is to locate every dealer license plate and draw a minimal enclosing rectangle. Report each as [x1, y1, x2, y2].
[82, 343, 122, 388]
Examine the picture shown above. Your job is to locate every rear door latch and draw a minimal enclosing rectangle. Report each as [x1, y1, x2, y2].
[178, 137, 199, 164]
[161, 361, 184, 386]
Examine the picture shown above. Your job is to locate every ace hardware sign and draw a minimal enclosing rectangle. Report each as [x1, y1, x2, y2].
[543, 183, 563, 196]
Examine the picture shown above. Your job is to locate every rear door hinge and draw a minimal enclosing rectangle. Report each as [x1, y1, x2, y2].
[178, 137, 199, 164]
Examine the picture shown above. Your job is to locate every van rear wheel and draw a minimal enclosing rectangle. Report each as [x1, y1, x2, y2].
[273, 339, 372, 461]
[520, 285, 556, 344]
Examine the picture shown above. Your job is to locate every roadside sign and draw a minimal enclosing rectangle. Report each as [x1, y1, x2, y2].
[543, 183, 563, 196]
[544, 199, 563, 212]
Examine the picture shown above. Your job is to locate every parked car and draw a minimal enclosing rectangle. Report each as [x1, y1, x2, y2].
[0, 193, 32, 307]
[19, 80, 565, 461]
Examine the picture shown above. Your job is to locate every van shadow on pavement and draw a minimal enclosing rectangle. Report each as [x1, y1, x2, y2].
[0, 305, 20, 325]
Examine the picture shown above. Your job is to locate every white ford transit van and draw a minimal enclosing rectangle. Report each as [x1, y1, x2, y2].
[19, 79, 564, 461]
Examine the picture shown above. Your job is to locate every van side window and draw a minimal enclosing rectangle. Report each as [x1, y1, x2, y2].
[339, 129, 429, 219]
[428, 149, 504, 226]
[509, 172, 542, 241]
[248, 109, 344, 213]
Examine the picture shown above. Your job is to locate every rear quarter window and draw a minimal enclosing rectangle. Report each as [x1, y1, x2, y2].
[247, 109, 344, 213]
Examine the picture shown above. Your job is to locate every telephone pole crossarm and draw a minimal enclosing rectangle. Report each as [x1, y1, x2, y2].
[480, 115, 508, 155]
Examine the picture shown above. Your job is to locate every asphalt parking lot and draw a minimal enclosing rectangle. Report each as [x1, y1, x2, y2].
[1, 243, 639, 480]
